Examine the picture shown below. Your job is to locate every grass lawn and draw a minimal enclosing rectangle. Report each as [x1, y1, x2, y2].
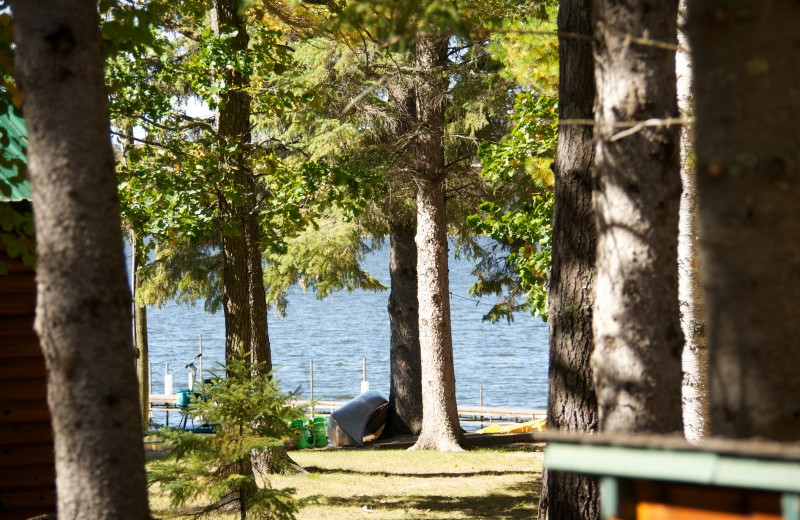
[150, 444, 544, 520]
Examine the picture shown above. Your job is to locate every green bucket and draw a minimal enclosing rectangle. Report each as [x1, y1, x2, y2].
[296, 428, 315, 449]
[289, 418, 307, 430]
[311, 417, 327, 448]
[290, 418, 315, 450]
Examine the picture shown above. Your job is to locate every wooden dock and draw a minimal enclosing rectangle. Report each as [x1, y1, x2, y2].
[149, 394, 546, 425]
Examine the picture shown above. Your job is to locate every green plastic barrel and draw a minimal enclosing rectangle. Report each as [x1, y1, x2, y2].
[296, 428, 315, 449]
[312, 417, 327, 448]
[290, 418, 314, 450]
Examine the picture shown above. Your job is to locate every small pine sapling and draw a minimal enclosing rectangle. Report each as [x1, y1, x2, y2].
[148, 359, 302, 520]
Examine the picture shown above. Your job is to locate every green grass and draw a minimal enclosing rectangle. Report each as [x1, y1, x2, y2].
[150, 445, 544, 520]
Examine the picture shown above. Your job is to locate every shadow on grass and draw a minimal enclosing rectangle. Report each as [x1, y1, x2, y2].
[480, 443, 545, 453]
[301, 489, 540, 520]
[507, 475, 542, 495]
[300, 466, 534, 478]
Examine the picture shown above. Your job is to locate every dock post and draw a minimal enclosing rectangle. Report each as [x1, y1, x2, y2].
[360, 357, 369, 393]
[164, 363, 173, 395]
[310, 360, 314, 418]
[480, 385, 484, 428]
[198, 333, 203, 382]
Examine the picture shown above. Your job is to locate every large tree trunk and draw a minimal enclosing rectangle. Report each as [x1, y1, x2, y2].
[384, 70, 422, 438]
[676, 0, 709, 443]
[10, 1, 150, 518]
[686, 1, 800, 441]
[590, 0, 684, 434]
[213, 0, 271, 372]
[410, 34, 464, 452]
[385, 218, 423, 436]
[412, 177, 463, 451]
[537, 1, 598, 518]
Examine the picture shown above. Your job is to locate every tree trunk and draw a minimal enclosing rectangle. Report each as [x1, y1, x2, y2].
[213, 0, 271, 372]
[246, 199, 270, 369]
[220, 193, 255, 364]
[538, 1, 599, 518]
[590, 0, 684, 434]
[384, 68, 422, 438]
[410, 33, 464, 452]
[385, 218, 423, 436]
[135, 296, 149, 423]
[10, 1, 150, 518]
[132, 232, 150, 425]
[686, 1, 800, 441]
[676, 0, 709, 443]
[412, 177, 463, 451]
[125, 129, 151, 426]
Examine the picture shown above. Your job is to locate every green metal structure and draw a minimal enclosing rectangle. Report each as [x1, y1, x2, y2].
[0, 101, 29, 201]
[544, 434, 800, 520]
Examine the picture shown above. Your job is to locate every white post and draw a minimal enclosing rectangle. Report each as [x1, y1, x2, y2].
[198, 333, 203, 383]
[360, 356, 370, 393]
[164, 362, 173, 396]
[310, 360, 314, 418]
[480, 385, 484, 428]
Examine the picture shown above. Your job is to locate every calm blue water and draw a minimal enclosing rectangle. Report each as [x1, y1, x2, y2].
[136, 241, 550, 424]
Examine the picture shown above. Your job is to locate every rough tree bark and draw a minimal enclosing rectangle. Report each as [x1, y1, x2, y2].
[537, 0, 599, 518]
[686, 0, 800, 441]
[590, 0, 684, 434]
[384, 76, 423, 437]
[10, 1, 150, 518]
[385, 218, 423, 436]
[676, 0, 709, 443]
[213, 0, 271, 372]
[410, 33, 464, 451]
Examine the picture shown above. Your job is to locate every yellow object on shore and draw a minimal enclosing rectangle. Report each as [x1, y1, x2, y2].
[474, 418, 546, 434]
[143, 434, 173, 453]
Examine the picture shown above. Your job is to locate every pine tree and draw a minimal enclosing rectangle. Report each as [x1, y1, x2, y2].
[264, 18, 517, 442]
[149, 360, 300, 520]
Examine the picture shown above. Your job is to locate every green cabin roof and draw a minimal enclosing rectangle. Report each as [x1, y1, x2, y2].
[0, 101, 29, 201]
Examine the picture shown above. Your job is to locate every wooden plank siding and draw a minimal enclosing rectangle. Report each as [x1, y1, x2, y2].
[0, 240, 56, 520]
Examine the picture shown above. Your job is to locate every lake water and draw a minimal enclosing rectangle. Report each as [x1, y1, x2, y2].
[139, 241, 550, 425]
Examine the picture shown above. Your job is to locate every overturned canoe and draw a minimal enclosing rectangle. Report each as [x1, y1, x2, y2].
[327, 390, 389, 447]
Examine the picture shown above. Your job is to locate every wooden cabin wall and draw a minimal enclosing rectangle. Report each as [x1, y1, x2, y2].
[0, 239, 56, 519]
